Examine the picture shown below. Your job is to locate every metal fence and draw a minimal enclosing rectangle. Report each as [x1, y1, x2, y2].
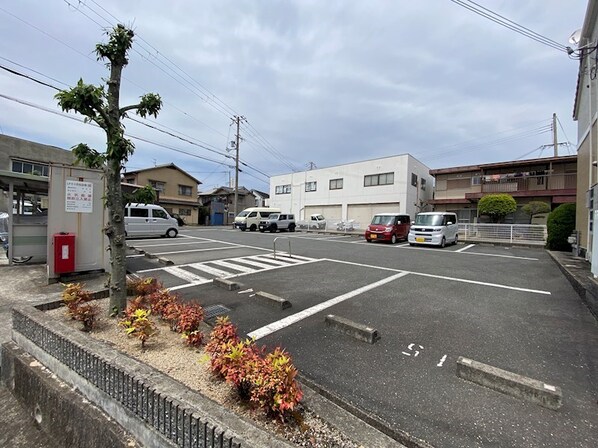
[458, 223, 547, 245]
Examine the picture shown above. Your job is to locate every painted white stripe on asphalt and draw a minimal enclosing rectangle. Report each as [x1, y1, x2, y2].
[152, 246, 245, 256]
[129, 241, 213, 248]
[126, 254, 146, 258]
[209, 259, 257, 274]
[187, 263, 232, 278]
[247, 272, 410, 340]
[396, 243, 410, 248]
[168, 280, 210, 291]
[456, 244, 475, 253]
[163, 266, 208, 283]
[229, 258, 280, 269]
[247, 256, 294, 267]
[323, 258, 551, 295]
[178, 234, 271, 252]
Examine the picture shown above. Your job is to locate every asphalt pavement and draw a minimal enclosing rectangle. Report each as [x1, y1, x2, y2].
[126, 227, 598, 448]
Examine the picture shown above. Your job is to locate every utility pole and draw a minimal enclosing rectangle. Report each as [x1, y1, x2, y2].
[232, 115, 245, 219]
[553, 113, 558, 157]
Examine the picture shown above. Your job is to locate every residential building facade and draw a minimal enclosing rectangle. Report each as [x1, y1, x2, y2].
[123, 163, 201, 225]
[198, 186, 254, 225]
[251, 189, 270, 207]
[573, 0, 598, 258]
[0, 134, 75, 213]
[269, 154, 433, 226]
[429, 155, 577, 223]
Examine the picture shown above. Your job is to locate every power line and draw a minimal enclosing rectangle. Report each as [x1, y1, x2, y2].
[0, 92, 269, 186]
[0, 59, 273, 181]
[449, 0, 568, 53]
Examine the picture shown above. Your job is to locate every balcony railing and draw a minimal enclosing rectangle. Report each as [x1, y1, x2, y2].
[481, 173, 576, 194]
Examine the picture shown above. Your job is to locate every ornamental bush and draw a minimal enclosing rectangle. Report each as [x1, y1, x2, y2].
[478, 194, 517, 223]
[546, 203, 576, 251]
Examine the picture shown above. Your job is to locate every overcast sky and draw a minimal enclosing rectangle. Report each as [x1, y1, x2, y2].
[0, 1, 589, 191]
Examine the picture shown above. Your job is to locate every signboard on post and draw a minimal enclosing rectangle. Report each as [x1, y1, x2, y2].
[65, 180, 93, 213]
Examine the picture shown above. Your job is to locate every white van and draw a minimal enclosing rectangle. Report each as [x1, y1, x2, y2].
[408, 212, 459, 248]
[125, 203, 179, 238]
[234, 207, 280, 231]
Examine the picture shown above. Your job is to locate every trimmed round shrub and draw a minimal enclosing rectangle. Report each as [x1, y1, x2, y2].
[478, 194, 517, 223]
[546, 203, 576, 251]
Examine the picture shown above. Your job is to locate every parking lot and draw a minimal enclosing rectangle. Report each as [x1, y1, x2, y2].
[127, 227, 598, 448]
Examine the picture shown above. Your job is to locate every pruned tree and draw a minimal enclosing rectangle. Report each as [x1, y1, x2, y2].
[56, 25, 162, 315]
[478, 193, 517, 223]
[522, 201, 551, 218]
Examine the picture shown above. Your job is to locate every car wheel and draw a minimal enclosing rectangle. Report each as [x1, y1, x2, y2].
[440, 237, 446, 248]
[390, 234, 397, 244]
[270, 224, 277, 233]
[259, 229, 265, 233]
[453, 234, 459, 245]
[409, 243, 415, 246]
[289, 224, 296, 232]
[166, 228, 178, 238]
[366, 239, 372, 243]
[240, 227, 246, 232]
[250, 224, 257, 231]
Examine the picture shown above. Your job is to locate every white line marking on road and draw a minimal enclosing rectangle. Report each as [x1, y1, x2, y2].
[163, 266, 208, 283]
[247, 272, 410, 340]
[168, 281, 210, 291]
[437, 355, 447, 367]
[402, 352, 411, 356]
[238, 288, 254, 294]
[152, 246, 248, 256]
[129, 241, 213, 248]
[126, 254, 146, 258]
[209, 259, 257, 274]
[187, 263, 231, 278]
[456, 244, 475, 253]
[322, 258, 551, 295]
[396, 243, 410, 248]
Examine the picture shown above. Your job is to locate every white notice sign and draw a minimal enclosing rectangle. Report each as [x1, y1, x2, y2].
[65, 180, 93, 213]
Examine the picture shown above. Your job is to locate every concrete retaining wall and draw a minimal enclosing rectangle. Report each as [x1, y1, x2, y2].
[7, 305, 294, 448]
[1, 342, 139, 448]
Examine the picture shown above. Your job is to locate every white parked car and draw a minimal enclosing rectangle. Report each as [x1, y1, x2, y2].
[408, 212, 459, 248]
[125, 203, 179, 238]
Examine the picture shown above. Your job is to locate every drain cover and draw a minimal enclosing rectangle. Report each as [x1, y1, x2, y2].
[203, 304, 231, 320]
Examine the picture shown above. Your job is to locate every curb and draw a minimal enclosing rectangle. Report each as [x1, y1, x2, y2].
[254, 291, 291, 309]
[213, 278, 240, 291]
[298, 375, 435, 448]
[325, 314, 379, 344]
[456, 356, 562, 410]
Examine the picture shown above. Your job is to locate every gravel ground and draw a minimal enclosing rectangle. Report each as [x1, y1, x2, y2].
[48, 299, 364, 448]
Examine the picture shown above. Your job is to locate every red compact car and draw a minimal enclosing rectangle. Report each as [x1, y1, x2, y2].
[365, 213, 411, 244]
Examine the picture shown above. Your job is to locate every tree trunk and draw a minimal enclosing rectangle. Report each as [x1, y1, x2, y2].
[106, 158, 127, 314]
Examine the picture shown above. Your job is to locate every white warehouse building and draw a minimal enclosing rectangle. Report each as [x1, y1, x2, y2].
[269, 154, 433, 226]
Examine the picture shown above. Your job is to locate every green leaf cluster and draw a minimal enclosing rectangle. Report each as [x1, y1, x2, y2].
[478, 194, 517, 223]
[522, 201, 551, 217]
[546, 203, 576, 251]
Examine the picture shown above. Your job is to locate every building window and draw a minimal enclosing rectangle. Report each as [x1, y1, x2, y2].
[471, 176, 482, 185]
[178, 185, 193, 196]
[411, 173, 418, 187]
[305, 181, 317, 192]
[149, 180, 166, 192]
[420, 178, 426, 190]
[275, 184, 291, 194]
[125, 177, 135, 184]
[364, 172, 394, 187]
[178, 208, 191, 216]
[12, 160, 49, 177]
[329, 178, 343, 190]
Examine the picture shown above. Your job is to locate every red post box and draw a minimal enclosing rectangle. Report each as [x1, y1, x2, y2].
[54, 232, 76, 274]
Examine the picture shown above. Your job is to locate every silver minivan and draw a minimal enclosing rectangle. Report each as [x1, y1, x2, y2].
[125, 203, 179, 238]
[408, 212, 458, 248]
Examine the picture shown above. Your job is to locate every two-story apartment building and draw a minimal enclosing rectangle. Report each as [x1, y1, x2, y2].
[123, 163, 201, 224]
[429, 155, 577, 223]
[572, 0, 598, 259]
[269, 154, 433, 225]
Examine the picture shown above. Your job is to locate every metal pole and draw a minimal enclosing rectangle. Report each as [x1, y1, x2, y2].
[552, 113, 558, 157]
[234, 116, 240, 219]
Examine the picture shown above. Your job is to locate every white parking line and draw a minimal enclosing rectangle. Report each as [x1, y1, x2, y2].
[209, 259, 257, 274]
[456, 244, 475, 253]
[163, 266, 208, 283]
[247, 272, 410, 340]
[152, 246, 249, 256]
[324, 258, 550, 295]
[129, 241, 213, 248]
